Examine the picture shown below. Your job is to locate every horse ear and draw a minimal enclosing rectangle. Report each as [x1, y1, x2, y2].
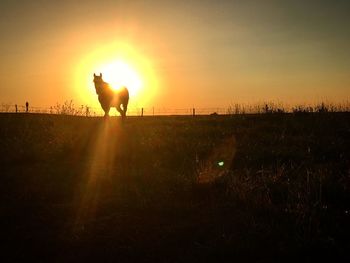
[94, 73, 96, 77]
[100, 73, 102, 77]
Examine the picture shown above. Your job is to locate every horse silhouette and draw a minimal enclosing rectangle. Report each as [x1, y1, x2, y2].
[93, 73, 129, 118]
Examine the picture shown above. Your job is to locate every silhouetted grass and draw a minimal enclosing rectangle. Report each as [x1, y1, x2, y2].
[0, 112, 349, 262]
[1, 100, 349, 116]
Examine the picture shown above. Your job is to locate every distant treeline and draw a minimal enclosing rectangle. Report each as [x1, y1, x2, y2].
[1, 100, 349, 116]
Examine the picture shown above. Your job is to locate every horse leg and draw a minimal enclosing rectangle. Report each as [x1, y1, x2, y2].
[116, 105, 123, 117]
[122, 103, 128, 118]
[103, 105, 110, 117]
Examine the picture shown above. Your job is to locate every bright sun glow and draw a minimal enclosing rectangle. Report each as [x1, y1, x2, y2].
[96, 60, 142, 97]
[73, 41, 159, 111]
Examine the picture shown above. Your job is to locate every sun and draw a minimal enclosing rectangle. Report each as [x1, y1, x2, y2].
[73, 41, 159, 109]
[95, 60, 142, 97]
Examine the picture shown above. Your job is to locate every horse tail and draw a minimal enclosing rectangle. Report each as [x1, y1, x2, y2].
[121, 86, 129, 102]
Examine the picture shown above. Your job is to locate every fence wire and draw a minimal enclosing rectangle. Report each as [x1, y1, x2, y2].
[0, 103, 230, 116]
[1, 101, 349, 116]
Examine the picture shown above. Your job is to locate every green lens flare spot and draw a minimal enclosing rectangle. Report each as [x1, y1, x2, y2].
[218, 161, 224, 167]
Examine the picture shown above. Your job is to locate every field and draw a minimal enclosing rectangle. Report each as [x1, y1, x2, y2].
[1, 112, 349, 262]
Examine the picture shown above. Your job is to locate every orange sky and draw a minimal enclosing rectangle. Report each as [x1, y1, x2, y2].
[1, 1, 349, 109]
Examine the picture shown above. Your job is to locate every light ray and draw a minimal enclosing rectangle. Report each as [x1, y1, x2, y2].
[73, 119, 121, 234]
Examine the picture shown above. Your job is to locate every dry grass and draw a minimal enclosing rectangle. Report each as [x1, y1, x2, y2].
[0, 112, 349, 261]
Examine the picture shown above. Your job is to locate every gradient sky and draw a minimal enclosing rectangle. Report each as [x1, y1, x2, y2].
[1, 0, 349, 109]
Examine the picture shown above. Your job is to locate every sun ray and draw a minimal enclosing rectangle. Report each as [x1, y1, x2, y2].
[73, 119, 120, 234]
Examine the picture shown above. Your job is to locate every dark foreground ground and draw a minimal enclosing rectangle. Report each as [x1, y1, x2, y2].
[0, 113, 349, 262]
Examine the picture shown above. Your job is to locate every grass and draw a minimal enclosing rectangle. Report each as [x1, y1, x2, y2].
[0, 112, 349, 262]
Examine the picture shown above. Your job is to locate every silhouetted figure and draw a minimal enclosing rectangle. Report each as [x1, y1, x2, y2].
[93, 73, 129, 118]
[15, 104, 18, 113]
[25, 102, 29, 113]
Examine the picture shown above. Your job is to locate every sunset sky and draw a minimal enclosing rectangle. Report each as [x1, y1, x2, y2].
[1, 0, 349, 109]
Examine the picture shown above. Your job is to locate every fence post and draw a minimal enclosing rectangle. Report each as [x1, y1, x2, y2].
[141, 108, 144, 117]
[192, 108, 195, 117]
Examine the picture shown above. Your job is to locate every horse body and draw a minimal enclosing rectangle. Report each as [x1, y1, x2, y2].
[93, 73, 129, 118]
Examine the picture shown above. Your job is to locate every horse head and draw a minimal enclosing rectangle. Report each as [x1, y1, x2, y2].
[93, 73, 103, 94]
